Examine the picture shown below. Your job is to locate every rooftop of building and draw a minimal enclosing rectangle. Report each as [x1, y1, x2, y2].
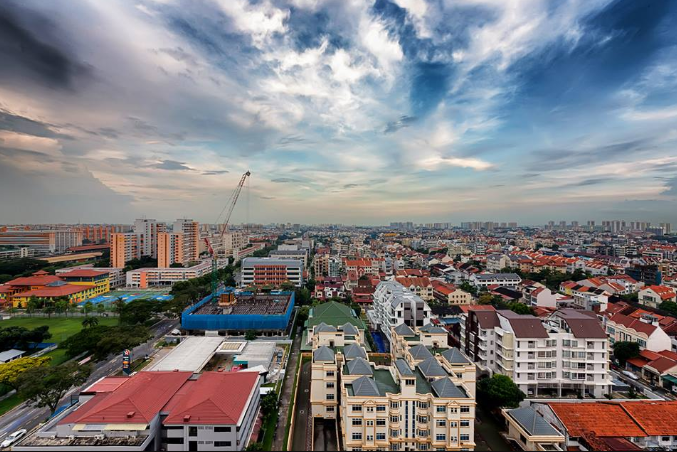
[307, 301, 365, 329]
[191, 291, 293, 317]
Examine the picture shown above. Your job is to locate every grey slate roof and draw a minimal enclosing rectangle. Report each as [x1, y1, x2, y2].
[408, 344, 433, 361]
[395, 358, 415, 376]
[0, 349, 24, 363]
[343, 343, 367, 360]
[346, 357, 373, 376]
[418, 357, 448, 377]
[351, 376, 381, 397]
[441, 348, 471, 365]
[315, 322, 337, 333]
[341, 323, 359, 335]
[313, 346, 335, 362]
[419, 324, 447, 334]
[507, 407, 561, 437]
[393, 323, 415, 336]
[431, 378, 468, 399]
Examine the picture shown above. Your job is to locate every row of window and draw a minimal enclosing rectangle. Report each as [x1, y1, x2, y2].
[352, 404, 471, 413]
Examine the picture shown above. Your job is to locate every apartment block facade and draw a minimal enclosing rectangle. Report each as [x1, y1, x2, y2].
[240, 257, 304, 287]
[158, 232, 184, 268]
[371, 280, 432, 343]
[461, 308, 611, 397]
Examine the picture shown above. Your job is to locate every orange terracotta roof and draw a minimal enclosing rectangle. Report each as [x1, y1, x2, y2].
[622, 401, 677, 436]
[646, 285, 676, 300]
[13, 284, 95, 298]
[6, 274, 63, 287]
[549, 402, 647, 438]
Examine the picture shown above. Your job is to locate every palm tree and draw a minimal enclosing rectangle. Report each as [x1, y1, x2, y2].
[82, 317, 99, 328]
[83, 301, 94, 317]
[112, 297, 125, 325]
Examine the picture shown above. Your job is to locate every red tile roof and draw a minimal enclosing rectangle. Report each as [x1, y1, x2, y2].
[549, 402, 647, 438]
[83, 377, 130, 394]
[60, 372, 192, 425]
[13, 284, 96, 298]
[608, 313, 658, 336]
[646, 285, 677, 300]
[6, 274, 62, 287]
[163, 372, 259, 425]
[622, 401, 677, 435]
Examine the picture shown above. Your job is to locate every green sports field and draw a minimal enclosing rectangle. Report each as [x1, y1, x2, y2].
[0, 316, 117, 344]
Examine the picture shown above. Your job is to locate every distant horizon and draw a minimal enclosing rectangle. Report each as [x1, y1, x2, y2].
[1, 1, 677, 224]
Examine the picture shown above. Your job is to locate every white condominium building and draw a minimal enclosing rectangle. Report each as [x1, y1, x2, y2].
[462, 308, 611, 398]
[371, 281, 432, 343]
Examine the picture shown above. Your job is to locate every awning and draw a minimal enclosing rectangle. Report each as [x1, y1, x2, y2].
[103, 423, 148, 431]
[662, 374, 677, 385]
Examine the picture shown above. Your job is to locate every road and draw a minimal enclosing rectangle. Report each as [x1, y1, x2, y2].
[272, 329, 301, 451]
[0, 319, 177, 441]
[610, 369, 670, 400]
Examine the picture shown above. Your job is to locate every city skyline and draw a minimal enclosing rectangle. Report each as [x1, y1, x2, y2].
[2, 0, 677, 225]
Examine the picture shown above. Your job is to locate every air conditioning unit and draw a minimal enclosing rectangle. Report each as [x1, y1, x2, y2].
[95, 434, 105, 440]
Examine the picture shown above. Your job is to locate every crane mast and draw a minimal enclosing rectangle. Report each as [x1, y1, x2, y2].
[205, 170, 251, 297]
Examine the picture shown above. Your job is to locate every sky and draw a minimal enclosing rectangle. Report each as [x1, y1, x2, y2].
[1, 0, 677, 226]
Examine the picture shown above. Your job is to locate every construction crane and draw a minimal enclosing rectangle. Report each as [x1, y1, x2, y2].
[205, 170, 251, 297]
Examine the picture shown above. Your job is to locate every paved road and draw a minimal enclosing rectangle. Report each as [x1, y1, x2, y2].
[0, 319, 178, 441]
[610, 369, 670, 400]
[272, 329, 301, 451]
[292, 360, 311, 451]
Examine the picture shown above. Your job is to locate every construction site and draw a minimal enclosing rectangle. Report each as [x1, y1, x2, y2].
[181, 288, 296, 335]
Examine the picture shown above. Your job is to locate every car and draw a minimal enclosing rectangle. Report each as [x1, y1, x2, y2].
[622, 370, 639, 380]
[1, 429, 27, 448]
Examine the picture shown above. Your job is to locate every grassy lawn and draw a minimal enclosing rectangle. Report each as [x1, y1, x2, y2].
[44, 348, 69, 366]
[0, 316, 117, 343]
[262, 410, 278, 451]
[0, 393, 22, 417]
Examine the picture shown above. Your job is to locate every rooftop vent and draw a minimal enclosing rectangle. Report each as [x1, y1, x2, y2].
[184, 415, 191, 422]
[126, 411, 135, 418]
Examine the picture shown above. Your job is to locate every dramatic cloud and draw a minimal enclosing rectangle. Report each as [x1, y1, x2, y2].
[0, 0, 676, 225]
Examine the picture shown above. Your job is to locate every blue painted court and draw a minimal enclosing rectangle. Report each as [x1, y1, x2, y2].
[79, 292, 173, 306]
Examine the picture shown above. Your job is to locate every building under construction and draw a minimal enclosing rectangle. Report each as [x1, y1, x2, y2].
[181, 288, 295, 335]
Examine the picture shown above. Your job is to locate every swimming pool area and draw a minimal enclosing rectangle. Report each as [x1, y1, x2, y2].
[79, 291, 173, 306]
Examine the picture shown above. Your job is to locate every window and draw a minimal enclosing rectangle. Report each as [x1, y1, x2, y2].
[436, 420, 446, 427]
[460, 434, 470, 441]
[327, 406, 335, 412]
[391, 416, 399, 423]
[460, 406, 470, 413]
[327, 382, 335, 389]
[189, 427, 198, 437]
[367, 435, 374, 441]
[449, 422, 457, 428]
[436, 434, 446, 441]
[377, 419, 386, 426]
[405, 379, 415, 386]
[352, 433, 362, 441]
[418, 402, 429, 409]
[326, 371, 335, 377]
[214, 427, 231, 432]
[352, 405, 362, 412]
[449, 407, 457, 414]
[376, 405, 386, 412]
[390, 402, 399, 409]
[214, 442, 232, 447]
[436, 406, 445, 413]
[165, 438, 184, 444]
[367, 407, 374, 412]
[376, 433, 386, 440]
[460, 420, 470, 427]
[391, 429, 399, 438]
[327, 393, 335, 400]
[662, 436, 671, 442]
[352, 419, 363, 426]
[367, 420, 374, 426]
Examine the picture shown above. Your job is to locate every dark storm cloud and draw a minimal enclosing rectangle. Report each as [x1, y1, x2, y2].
[149, 160, 192, 171]
[0, 1, 90, 89]
[0, 109, 71, 139]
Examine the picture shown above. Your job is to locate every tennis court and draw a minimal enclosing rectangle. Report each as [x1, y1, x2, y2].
[78, 290, 173, 306]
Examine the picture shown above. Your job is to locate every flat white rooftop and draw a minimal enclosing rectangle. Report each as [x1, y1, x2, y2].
[147, 336, 223, 372]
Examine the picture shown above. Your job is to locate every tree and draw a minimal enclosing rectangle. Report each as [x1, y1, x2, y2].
[96, 302, 106, 316]
[613, 341, 640, 367]
[477, 374, 525, 411]
[112, 297, 125, 324]
[0, 325, 51, 352]
[43, 302, 55, 319]
[170, 262, 184, 268]
[83, 301, 94, 317]
[82, 317, 99, 328]
[260, 392, 278, 422]
[18, 363, 92, 414]
[660, 300, 677, 316]
[478, 293, 494, 305]
[121, 299, 161, 325]
[507, 302, 535, 316]
[61, 325, 151, 361]
[26, 296, 40, 316]
[0, 356, 51, 391]
[245, 443, 264, 451]
[245, 330, 257, 341]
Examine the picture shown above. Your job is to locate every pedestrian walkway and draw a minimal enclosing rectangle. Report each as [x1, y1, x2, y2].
[273, 330, 301, 450]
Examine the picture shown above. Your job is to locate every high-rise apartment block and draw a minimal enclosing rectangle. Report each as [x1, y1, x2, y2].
[134, 218, 165, 258]
[173, 219, 200, 263]
[158, 232, 184, 268]
[110, 232, 141, 268]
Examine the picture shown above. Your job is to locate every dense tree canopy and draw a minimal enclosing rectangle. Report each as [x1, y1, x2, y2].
[18, 363, 91, 413]
[477, 374, 525, 410]
[0, 356, 51, 390]
[0, 325, 51, 352]
[613, 341, 640, 367]
[61, 325, 151, 361]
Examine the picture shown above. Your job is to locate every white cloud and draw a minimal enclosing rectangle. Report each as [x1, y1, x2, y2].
[212, 0, 289, 48]
[392, 0, 430, 38]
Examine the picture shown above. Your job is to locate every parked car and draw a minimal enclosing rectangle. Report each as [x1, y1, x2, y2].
[1, 429, 27, 448]
[622, 370, 639, 380]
